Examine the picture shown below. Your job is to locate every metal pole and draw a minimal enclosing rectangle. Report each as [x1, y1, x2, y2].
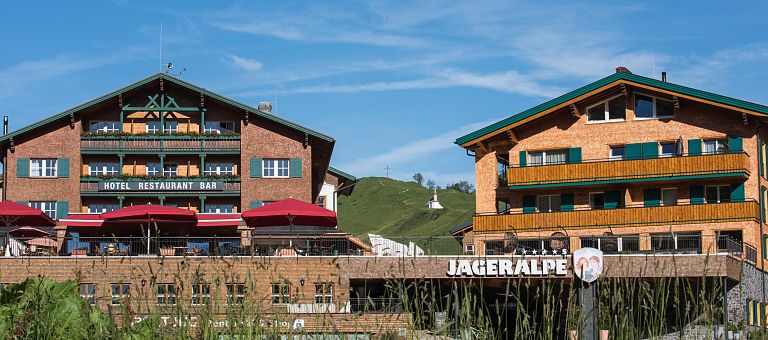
[757, 124, 767, 338]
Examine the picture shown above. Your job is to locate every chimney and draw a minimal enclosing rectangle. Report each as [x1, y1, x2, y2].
[615, 66, 632, 74]
[661, 72, 667, 82]
[3, 116, 7, 135]
[258, 102, 273, 114]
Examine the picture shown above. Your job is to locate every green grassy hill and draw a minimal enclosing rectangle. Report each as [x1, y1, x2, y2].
[336, 177, 475, 238]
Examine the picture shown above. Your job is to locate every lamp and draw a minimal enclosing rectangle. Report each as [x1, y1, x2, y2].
[215, 278, 221, 286]
[299, 278, 305, 286]
[141, 279, 147, 287]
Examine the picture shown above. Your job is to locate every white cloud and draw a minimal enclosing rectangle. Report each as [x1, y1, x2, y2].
[228, 55, 263, 72]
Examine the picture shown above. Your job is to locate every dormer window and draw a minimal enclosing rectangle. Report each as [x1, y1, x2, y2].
[587, 95, 626, 122]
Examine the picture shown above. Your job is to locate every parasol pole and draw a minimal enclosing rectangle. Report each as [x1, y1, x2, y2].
[147, 214, 151, 256]
[288, 214, 295, 248]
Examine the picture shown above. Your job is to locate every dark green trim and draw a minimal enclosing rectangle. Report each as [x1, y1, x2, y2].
[568, 148, 582, 164]
[455, 72, 768, 146]
[0, 73, 334, 145]
[122, 106, 200, 112]
[519, 151, 527, 167]
[508, 172, 747, 190]
[81, 193, 241, 197]
[80, 135, 241, 140]
[475, 215, 758, 233]
[81, 150, 239, 155]
[688, 139, 702, 156]
[80, 176, 240, 182]
[327, 166, 356, 181]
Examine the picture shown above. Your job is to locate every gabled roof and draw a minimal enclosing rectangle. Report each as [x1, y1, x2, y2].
[327, 166, 356, 181]
[0, 73, 334, 144]
[455, 71, 768, 147]
[450, 221, 473, 235]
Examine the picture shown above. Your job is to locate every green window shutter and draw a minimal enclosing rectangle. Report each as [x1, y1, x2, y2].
[604, 191, 621, 210]
[249, 200, 262, 209]
[560, 193, 574, 212]
[289, 158, 303, 178]
[762, 186, 767, 223]
[688, 139, 702, 156]
[641, 142, 658, 159]
[731, 183, 745, 202]
[643, 188, 661, 207]
[568, 148, 581, 164]
[760, 143, 765, 177]
[519, 151, 527, 167]
[17, 158, 29, 178]
[17, 200, 28, 206]
[625, 143, 641, 160]
[690, 185, 705, 205]
[57, 158, 70, 178]
[56, 201, 69, 219]
[763, 235, 767, 259]
[522, 195, 536, 213]
[728, 136, 743, 153]
[754, 301, 759, 326]
[249, 158, 262, 178]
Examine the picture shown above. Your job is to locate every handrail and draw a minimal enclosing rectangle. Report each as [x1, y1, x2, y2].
[508, 150, 749, 168]
[476, 199, 759, 216]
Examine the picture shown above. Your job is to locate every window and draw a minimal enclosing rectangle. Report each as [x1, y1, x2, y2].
[204, 121, 236, 134]
[203, 163, 235, 176]
[659, 142, 676, 158]
[164, 121, 179, 133]
[88, 204, 120, 213]
[661, 188, 677, 206]
[589, 193, 605, 210]
[704, 139, 729, 155]
[89, 163, 119, 176]
[580, 235, 640, 253]
[30, 159, 57, 177]
[205, 204, 234, 213]
[146, 121, 161, 133]
[263, 159, 290, 178]
[610, 146, 625, 160]
[146, 163, 161, 176]
[163, 164, 178, 177]
[90, 121, 120, 133]
[111, 283, 130, 305]
[80, 283, 96, 305]
[537, 195, 561, 212]
[271, 282, 291, 304]
[29, 201, 56, 219]
[314, 283, 333, 304]
[587, 96, 626, 122]
[226, 283, 246, 305]
[317, 196, 327, 208]
[634, 94, 674, 119]
[705, 185, 731, 204]
[192, 283, 211, 305]
[484, 240, 505, 255]
[464, 243, 475, 255]
[157, 283, 177, 305]
[528, 149, 568, 166]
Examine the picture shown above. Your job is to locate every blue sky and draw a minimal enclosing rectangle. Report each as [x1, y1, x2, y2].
[1, 1, 767, 185]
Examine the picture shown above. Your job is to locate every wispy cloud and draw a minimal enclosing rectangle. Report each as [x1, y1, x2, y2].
[227, 55, 263, 72]
[337, 119, 501, 178]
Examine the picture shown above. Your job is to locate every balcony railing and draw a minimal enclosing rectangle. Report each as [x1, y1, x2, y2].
[506, 152, 749, 189]
[80, 136, 240, 153]
[80, 177, 241, 194]
[473, 200, 759, 233]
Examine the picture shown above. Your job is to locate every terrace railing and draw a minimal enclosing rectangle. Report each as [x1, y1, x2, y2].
[80, 136, 240, 153]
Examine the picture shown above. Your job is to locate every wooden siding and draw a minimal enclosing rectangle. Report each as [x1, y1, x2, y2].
[473, 200, 759, 233]
[81, 139, 240, 152]
[507, 152, 749, 188]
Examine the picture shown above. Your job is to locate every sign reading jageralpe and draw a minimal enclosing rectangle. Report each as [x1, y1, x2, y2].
[447, 258, 568, 277]
[99, 181, 224, 191]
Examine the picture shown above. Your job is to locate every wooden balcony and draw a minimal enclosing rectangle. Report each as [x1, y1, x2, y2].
[80, 178, 241, 195]
[80, 136, 240, 154]
[506, 152, 749, 189]
[473, 200, 759, 233]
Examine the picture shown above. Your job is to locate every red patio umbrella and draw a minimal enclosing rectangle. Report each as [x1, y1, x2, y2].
[242, 198, 337, 228]
[100, 204, 196, 223]
[0, 201, 56, 227]
[8, 226, 51, 237]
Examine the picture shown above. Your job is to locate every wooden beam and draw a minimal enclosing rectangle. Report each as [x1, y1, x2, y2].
[118, 94, 123, 108]
[159, 78, 164, 92]
[9, 137, 14, 153]
[303, 132, 309, 148]
[243, 111, 249, 125]
[569, 104, 582, 117]
[476, 141, 489, 153]
[620, 83, 628, 96]
[506, 130, 519, 143]
[742, 112, 749, 126]
[69, 113, 75, 128]
[672, 95, 681, 115]
[200, 93, 205, 107]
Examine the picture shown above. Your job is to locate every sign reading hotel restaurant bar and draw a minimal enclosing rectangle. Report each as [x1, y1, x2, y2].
[447, 258, 568, 277]
[98, 181, 225, 191]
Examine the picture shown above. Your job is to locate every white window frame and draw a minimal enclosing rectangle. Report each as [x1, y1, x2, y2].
[659, 142, 677, 158]
[80, 283, 97, 305]
[30, 159, 57, 178]
[528, 149, 568, 166]
[89, 162, 120, 176]
[589, 192, 605, 210]
[90, 121, 120, 133]
[146, 121, 161, 133]
[111, 283, 130, 306]
[164, 121, 179, 133]
[146, 163, 161, 176]
[661, 188, 678, 206]
[609, 146, 626, 160]
[314, 282, 333, 304]
[633, 92, 675, 120]
[205, 204, 234, 213]
[191, 282, 211, 306]
[227, 283, 246, 304]
[586, 94, 626, 123]
[203, 163, 235, 176]
[536, 195, 561, 213]
[262, 159, 290, 178]
[705, 185, 731, 204]
[271, 282, 291, 304]
[465, 243, 475, 255]
[703, 139, 729, 155]
[162, 163, 178, 177]
[88, 204, 120, 213]
[317, 196, 327, 208]
[204, 121, 236, 134]
[29, 201, 56, 219]
[157, 283, 177, 305]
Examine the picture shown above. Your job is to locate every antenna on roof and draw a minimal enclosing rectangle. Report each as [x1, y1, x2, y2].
[159, 20, 163, 73]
